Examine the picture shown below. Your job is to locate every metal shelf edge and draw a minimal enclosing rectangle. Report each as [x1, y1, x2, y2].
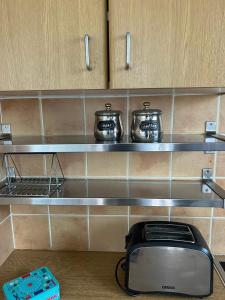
[0, 197, 223, 208]
[0, 134, 224, 153]
[0, 178, 224, 208]
[0, 142, 225, 153]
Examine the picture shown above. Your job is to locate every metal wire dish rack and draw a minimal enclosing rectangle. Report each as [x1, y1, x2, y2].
[0, 153, 64, 197]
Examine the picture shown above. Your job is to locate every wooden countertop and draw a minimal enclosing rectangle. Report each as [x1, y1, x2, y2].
[0, 250, 224, 299]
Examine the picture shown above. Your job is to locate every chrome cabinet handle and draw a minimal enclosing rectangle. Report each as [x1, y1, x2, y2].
[84, 34, 92, 71]
[125, 32, 131, 70]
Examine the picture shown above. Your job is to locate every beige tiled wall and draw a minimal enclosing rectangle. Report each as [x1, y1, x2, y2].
[0, 92, 225, 256]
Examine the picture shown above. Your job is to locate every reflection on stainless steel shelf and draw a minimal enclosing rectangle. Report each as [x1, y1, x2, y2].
[131, 135, 163, 143]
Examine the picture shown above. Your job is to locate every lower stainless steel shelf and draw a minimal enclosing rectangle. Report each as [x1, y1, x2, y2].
[0, 179, 224, 208]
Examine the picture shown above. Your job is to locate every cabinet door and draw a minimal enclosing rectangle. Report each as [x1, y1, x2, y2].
[0, 0, 107, 90]
[109, 0, 225, 88]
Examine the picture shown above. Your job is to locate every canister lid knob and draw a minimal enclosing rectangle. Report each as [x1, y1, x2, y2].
[143, 102, 150, 110]
[105, 103, 112, 111]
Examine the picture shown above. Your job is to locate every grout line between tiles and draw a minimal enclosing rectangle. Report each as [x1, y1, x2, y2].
[48, 206, 53, 248]
[171, 176, 202, 180]
[11, 213, 50, 216]
[85, 175, 129, 179]
[170, 216, 212, 220]
[43, 155, 47, 177]
[12, 213, 86, 217]
[38, 97, 45, 135]
[216, 94, 221, 133]
[9, 213, 218, 219]
[38, 97, 47, 176]
[9, 204, 15, 249]
[0, 100, 3, 123]
[87, 206, 90, 250]
[208, 208, 213, 249]
[83, 96, 87, 136]
[168, 207, 171, 222]
[126, 156, 130, 179]
[84, 161, 88, 183]
[86, 175, 167, 179]
[90, 214, 139, 218]
[85, 155, 88, 178]
[10, 213, 129, 217]
[213, 94, 221, 180]
[130, 216, 170, 221]
[10, 215, 16, 249]
[62, 175, 170, 179]
[0, 175, 212, 180]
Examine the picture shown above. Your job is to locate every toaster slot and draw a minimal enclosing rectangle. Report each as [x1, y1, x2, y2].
[144, 223, 195, 243]
[145, 224, 191, 234]
[145, 231, 195, 243]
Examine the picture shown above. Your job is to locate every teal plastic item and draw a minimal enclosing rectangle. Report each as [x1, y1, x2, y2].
[2, 266, 60, 300]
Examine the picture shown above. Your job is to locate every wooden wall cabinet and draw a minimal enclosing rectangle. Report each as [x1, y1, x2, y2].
[0, 0, 225, 91]
[109, 0, 225, 89]
[0, 0, 107, 91]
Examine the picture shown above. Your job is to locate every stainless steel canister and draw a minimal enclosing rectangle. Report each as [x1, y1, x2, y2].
[131, 102, 162, 142]
[94, 103, 123, 141]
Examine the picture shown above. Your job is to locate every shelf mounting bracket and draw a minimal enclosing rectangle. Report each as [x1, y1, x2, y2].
[204, 121, 217, 154]
[202, 168, 225, 209]
[202, 168, 213, 181]
[205, 121, 217, 135]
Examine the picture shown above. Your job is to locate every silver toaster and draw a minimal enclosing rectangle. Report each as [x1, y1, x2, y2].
[116, 221, 213, 297]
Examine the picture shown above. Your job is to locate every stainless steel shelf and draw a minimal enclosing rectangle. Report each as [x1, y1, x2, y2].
[0, 178, 224, 208]
[0, 134, 224, 153]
